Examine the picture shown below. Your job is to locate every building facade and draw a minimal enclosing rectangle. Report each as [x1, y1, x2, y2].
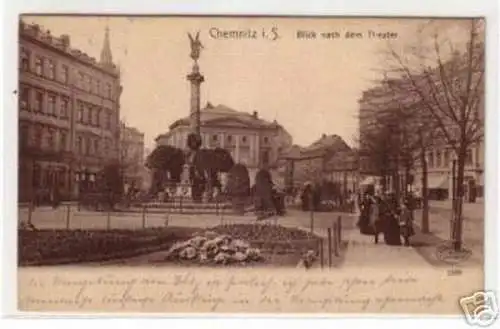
[280, 134, 353, 189]
[155, 103, 293, 184]
[18, 20, 122, 202]
[120, 122, 145, 189]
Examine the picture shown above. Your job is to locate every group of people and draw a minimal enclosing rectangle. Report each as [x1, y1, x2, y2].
[356, 191, 415, 246]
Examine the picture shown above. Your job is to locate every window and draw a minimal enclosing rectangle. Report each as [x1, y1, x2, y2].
[19, 124, 29, 148]
[262, 150, 270, 166]
[76, 136, 83, 154]
[33, 125, 42, 148]
[34, 56, 43, 76]
[20, 48, 30, 71]
[227, 135, 232, 142]
[86, 76, 92, 92]
[443, 149, 450, 167]
[96, 80, 101, 95]
[436, 150, 441, 167]
[47, 94, 56, 116]
[242, 136, 247, 143]
[79, 72, 85, 89]
[32, 164, 41, 188]
[212, 134, 218, 141]
[88, 107, 93, 125]
[89, 77, 94, 93]
[59, 130, 67, 151]
[47, 60, 56, 79]
[96, 108, 101, 127]
[428, 151, 434, 168]
[94, 139, 100, 155]
[82, 104, 88, 124]
[104, 139, 109, 154]
[466, 149, 473, 165]
[60, 65, 68, 84]
[34, 90, 43, 113]
[60, 97, 69, 118]
[77, 102, 84, 123]
[105, 83, 111, 98]
[86, 137, 92, 155]
[105, 112, 111, 129]
[263, 136, 269, 144]
[19, 86, 30, 111]
[47, 129, 55, 150]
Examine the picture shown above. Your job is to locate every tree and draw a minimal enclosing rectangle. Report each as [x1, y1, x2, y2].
[97, 161, 124, 210]
[384, 19, 484, 249]
[358, 79, 440, 232]
[226, 163, 250, 214]
[193, 147, 234, 199]
[145, 145, 185, 193]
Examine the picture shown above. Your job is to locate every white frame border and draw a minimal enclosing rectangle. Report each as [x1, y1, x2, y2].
[1, 0, 498, 328]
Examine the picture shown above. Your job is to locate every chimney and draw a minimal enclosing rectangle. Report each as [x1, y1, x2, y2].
[206, 102, 213, 109]
[253, 111, 258, 118]
[322, 133, 326, 138]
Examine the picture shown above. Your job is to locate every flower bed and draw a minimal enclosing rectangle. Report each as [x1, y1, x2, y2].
[18, 226, 200, 266]
[18, 224, 322, 267]
[162, 224, 322, 267]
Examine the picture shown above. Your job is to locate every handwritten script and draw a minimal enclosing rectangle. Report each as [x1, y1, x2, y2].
[16, 267, 479, 314]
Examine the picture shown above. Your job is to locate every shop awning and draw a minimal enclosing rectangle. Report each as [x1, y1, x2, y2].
[427, 176, 449, 189]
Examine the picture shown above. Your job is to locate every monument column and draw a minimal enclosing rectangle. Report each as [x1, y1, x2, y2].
[187, 63, 204, 136]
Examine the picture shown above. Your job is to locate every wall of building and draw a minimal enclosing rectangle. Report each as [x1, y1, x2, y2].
[18, 21, 121, 201]
[120, 124, 145, 187]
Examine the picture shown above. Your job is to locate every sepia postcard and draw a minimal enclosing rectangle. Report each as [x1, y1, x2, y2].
[14, 14, 493, 319]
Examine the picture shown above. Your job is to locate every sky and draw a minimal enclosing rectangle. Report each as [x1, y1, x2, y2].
[24, 16, 472, 151]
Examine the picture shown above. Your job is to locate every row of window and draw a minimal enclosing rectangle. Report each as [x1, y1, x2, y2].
[76, 100, 113, 129]
[19, 123, 69, 152]
[30, 165, 68, 189]
[19, 86, 70, 119]
[210, 134, 269, 143]
[75, 134, 114, 157]
[427, 148, 474, 168]
[19, 122, 114, 157]
[20, 47, 114, 99]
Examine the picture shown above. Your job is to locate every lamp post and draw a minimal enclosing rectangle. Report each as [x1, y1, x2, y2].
[451, 152, 457, 241]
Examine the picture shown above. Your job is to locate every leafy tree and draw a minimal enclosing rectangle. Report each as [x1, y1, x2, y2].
[193, 147, 234, 198]
[145, 145, 185, 192]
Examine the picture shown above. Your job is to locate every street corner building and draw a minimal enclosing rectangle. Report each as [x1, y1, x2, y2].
[18, 19, 123, 203]
[278, 134, 357, 192]
[155, 102, 293, 186]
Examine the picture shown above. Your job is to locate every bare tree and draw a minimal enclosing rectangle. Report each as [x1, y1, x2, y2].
[358, 77, 441, 233]
[384, 19, 484, 250]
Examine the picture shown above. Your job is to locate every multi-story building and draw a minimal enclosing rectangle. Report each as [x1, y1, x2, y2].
[120, 122, 145, 188]
[18, 20, 122, 202]
[155, 102, 293, 184]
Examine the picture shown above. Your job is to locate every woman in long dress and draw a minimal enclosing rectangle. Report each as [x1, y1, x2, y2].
[382, 195, 403, 246]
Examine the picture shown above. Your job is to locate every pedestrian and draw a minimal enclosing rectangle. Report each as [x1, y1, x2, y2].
[399, 201, 415, 246]
[369, 195, 383, 244]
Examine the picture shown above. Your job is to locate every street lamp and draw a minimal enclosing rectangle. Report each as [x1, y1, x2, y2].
[451, 150, 458, 241]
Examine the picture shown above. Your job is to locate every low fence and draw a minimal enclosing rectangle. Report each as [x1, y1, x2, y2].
[18, 202, 254, 231]
[317, 215, 343, 269]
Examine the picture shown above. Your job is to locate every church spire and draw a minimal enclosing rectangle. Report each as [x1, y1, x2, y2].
[100, 25, 113, 66]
